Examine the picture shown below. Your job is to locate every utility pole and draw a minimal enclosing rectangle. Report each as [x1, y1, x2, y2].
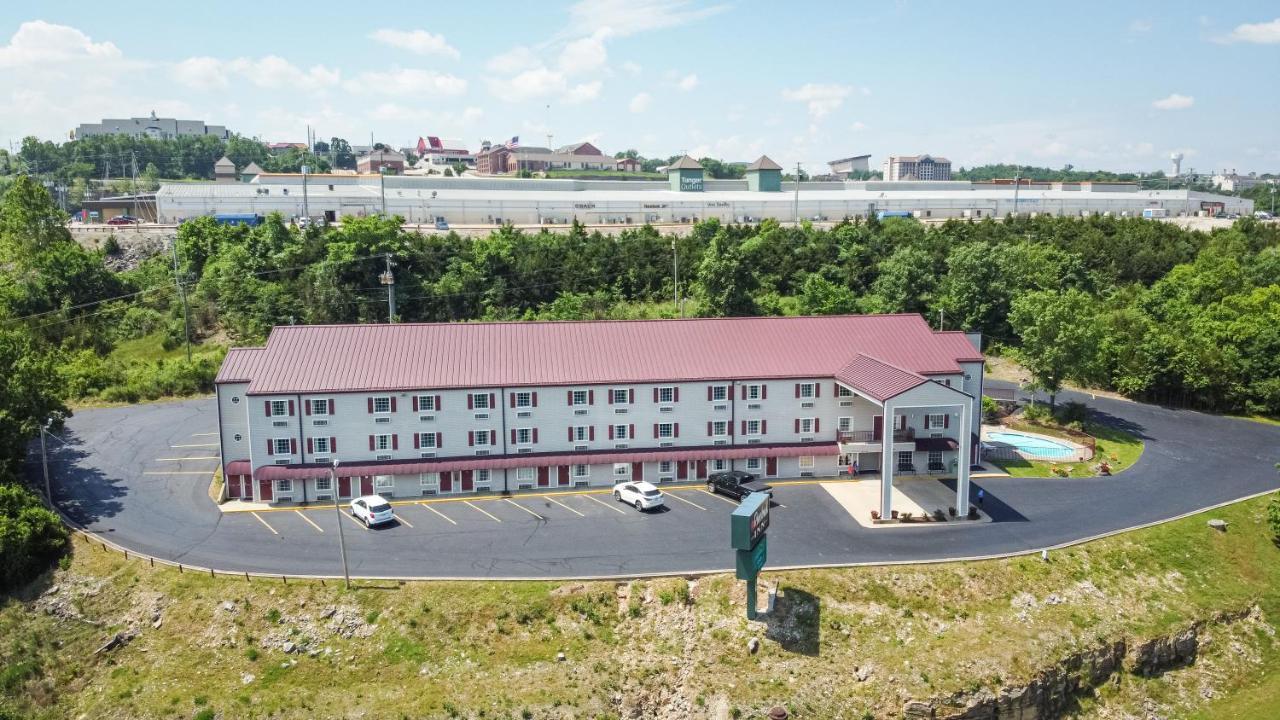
[939, 308, 945, 330]
[1012, 167, 1022, 218]
[330, 460, 351, 589]
[301, 164, 310, 223]
[379, 168, 387, 215]
[39, 420, 52, 508]
[131, 151, 139, 225]
[380, 254, 396, 323]
[170, 236, 193, 361]
[793, 162, 803, 225]
[672, 238, 681, 317]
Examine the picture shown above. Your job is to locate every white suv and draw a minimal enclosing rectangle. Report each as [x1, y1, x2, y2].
[612, 481, 665, 511]
[350, 495, 395, 526]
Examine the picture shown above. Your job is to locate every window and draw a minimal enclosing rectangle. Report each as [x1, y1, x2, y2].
[657, 386, 675, 404]
[471, 393, 491, 410]
[711, 421, 728, 436]
[925, 413, 946, 429]
[315, 476, 332, 492]
[745, 420, 762, 436]
[745, 458, 762, 471]
[514, 391, 532, 408]
[836, 384, 854, 398]
[928, 450, 943, 467]
[375, 475, 394, 490]
[799, 418, 816, 434]
[798, 383, 816, 399]
[659, 460, 672, 474]
[572, 464, 589, 478]
[571, 390, 589, 406]
[712, 459, 728, 471]
[374, 434, 391, 451]
[313, 437, 330, 454]
[611, 388, 629, 404]
[613, 463, 630, 476]
[473, 429, 492, 446]
[710, 385, 728, 401]
[516, 467, 534, 483]
[798, 456, 815, 469]
[275, 479, 293, 493]
[273, 438, 291, 455]
[420, 472, 439, 487]
[310, 399, 329, 416]
[838, 417, 852, 432]
[373, 396, 391, 414]
[613, 424, 628, 440]
[476, 469, 491, 484]
[657, 423, 674, 439]
[515, 428, 533, 444]
[746, 384, 762, 400]
[417, 394, 437, 411]
[897, 451, 913, 468]
[572, 426, 589, 442]
[270, 400, 288, 417]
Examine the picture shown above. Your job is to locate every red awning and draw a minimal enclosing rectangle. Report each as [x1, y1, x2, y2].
[253, 443, 840, 481]
[225, 460, 252, 476]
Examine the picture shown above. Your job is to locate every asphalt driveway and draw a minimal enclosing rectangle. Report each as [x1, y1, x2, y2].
[28, 382, 1280, 579]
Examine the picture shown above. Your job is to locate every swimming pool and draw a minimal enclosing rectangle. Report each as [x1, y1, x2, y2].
[985, 431, 1077, 459]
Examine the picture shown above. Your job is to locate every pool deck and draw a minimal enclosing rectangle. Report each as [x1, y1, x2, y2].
[980, 425, 1091, 463]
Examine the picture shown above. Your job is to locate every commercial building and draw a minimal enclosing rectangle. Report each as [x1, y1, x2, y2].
[828, 154, 871, 178]
[73, 111, 229, 140]
[1211, 172, 1260, 193]
[884, 155, 952, 181]
[356, 149, 407, 175]
[215, 315, 984, 519]
[154, 173, 1253, 225]
[475, 141, 629, 175]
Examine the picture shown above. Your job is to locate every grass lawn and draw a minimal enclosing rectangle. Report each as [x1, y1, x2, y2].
[4, 495, 1279, 718]
[110, 331, 227, 365]
[990, 418, 1144, 478]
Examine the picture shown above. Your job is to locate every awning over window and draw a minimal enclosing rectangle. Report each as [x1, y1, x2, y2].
[225, 460, 251, 476]
[252, 442, 840, 481]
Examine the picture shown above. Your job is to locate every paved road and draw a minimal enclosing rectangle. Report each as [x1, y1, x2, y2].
[28, 382, 1280, 579]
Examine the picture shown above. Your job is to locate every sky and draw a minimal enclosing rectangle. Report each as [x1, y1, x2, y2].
[1, 1, 1277, 175]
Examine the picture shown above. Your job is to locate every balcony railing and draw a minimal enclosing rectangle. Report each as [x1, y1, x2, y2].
[837, 427, 916, 443]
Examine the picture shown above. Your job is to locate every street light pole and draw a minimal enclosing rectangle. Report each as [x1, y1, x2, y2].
[380, 254, 396, 323]
[170, 236, 192, 362]
[331, 460, 351, 589]
[671, 238, 680, 317]
[793, 162, 802, 226]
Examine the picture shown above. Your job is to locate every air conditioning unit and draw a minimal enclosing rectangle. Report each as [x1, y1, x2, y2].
[659, 441, 673, 447]
[314, 456, 329, 463]
[574, 444, 588, 451]
[316, 494, 333, 501]
[802, 437, 814, 442]
[419, 452, 435, 458]
[517, 411, 532, 418]
[748, 403, 762, 410]
[419, 415, 435, 422]
[800, 471, 814, 477]
[475, 450, 490, 456]
[375, 417, 391, 424]
[573, 481, 589, 488]
[659, 406, 673, 413]
[614, 443, 628, 449]
[802, 402, 815, 408]
[659, 476, 673, 483]
[421, 489, 437, 496]
[312, 419, 329, 426]
[272, 420, 288, 427]
[274, 459, 290, 465]
[614, 408, 628, 414]
[713, 439, 728, 446]
[474, 413, 489, 419]
[574, 408, 588, 415]
[377, 454, 392, 460]
[747, 438, 761, 445]
[517, 483, 533, 490]
[517, 447, 532, 454]
[840, 401, 853, 407]
[275, 496, 292, 502]
[713, 404, 727, 411]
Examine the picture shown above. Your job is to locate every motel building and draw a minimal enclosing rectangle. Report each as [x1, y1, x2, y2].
[216, 314, 984, 519]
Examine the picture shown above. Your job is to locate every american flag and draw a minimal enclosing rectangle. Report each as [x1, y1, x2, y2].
[505, 135, 519, 148]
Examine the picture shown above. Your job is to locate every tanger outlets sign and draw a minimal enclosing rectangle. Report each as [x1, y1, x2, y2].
[680, 176, 704, 192]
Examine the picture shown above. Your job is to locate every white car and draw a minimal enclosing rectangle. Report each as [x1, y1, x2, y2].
[612, 481, 665, 511]
[350, 495, 395, 526]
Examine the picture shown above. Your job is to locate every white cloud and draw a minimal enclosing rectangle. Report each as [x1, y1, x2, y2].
[622, 61, 643, 76]
[629, 91, 652, 112]
[0, 20, 121, 68]
[489, 66, 567, 101]
[180, 55, 340, 91]
[781, 83, 853, 120]
[1152, 93, 1194, 110]
[558, 30, 610, 75]
[565, 80, 602, 104]
[486, 46, 540, 74]
[1220, 17, 1280, 44]
[849, 121, 865, 131]
[1129, 19, 1152, 33]
[567, 0, 729, 38]
[368, 28, 460, 59]
[346, 68, 467, 96]
[171, 57, 229, 90]
[676, 73, 698, 91]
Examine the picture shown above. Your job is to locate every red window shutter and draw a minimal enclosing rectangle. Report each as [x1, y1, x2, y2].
[290, 438, 297, 455]
[468, 431, 474, 446]
[588, 389, 595, 405]
[834, 382, 840, 396]
[609, 425, 615, 439]
[567, 390, 573, 405]
[673, 423, 679, 438]
[532, 392, 538, 407]
[489, 393, 495, 409]
[392, 434, 398, 450]
[589, 426, 595, 441]
[435, 432, 443, 448]
[674, 387, 680, 402]
[794, 418, 800, 433]
[415, 433, 421, 449]
[264, 400, 271, 417]
[742, 420, 748, 435]
[307, 438, 313, 453]
[608, 389, 614, 404]
[629, 389, 634, 404]
[510, 429, 516, 444]
[728, 422, 734, 436]
[653, 423, 659, 438]
[369, 435, 374, 451]
[762, 420, 767, 434]
[390, 397, 397, 412]
[328, 399, 335, 415]
[330, 437, 337, 452]
[435, 394, 442, 410]
[288, 400, 295, 416]
[468, 394, 474, 410]
[509, 393, 516, 408]
[490, 430, 496, 446]
[653, 388, 659, 402]
[267, 439, 274, 455]
[795, 383, 801, 398]
[413, 396, 420, 411]
[567, 427, 573, 441]
[762, 385, 768, 399]
[901, 415, 907, 430]
[944, 414, 950, 428]
[814, 418, 820, 433]
[367, 398, 374, 413]
[707, 421, 713, 436]
[815, 384, 820, 398]
[707, 386, 713, 401]
[305, 400, 311, 416]
[741, 385, 747, 400]
[532, 428, 538, 443]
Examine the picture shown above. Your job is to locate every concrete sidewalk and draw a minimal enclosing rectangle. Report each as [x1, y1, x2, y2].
[821, 478, 991, 528]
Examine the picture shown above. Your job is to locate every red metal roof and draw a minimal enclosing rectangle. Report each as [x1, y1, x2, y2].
[253, 443, 840, 481]
[220, 315, 981, 395]
[834, 354, 929, 402]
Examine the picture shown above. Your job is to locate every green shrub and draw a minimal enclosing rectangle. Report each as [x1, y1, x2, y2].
[1268, 491, 1280, 544]
[161, 317, 188, 352]
[1023, 402, 1052, 424]
[1056, 401, 1090, 425]
[0, 482, 69, 593]
[58, 350, 126, 399]
[114, 306, 166, 341]
[982, 395, 1000, 423]
[102, 234, 121, 255]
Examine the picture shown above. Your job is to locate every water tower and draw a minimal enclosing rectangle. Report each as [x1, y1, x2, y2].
[1170, 152, 1184, 177]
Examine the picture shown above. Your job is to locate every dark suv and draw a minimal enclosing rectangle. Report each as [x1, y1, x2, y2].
[706, 470, 773, 501]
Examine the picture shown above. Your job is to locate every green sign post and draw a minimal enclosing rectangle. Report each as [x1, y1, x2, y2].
[730, 492, 771, 619]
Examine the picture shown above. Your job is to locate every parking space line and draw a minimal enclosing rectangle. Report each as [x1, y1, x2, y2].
[170, 443, 219, 448]
[699, 489, 739, 506]
[545, 496, 585, 517]
[505, 498, 546, 520]
[341, 511, 368, 530]
[583, 494, 627, 514]
[464, 501, 502, 522]
[251, 512, 278, 535]
[395, 513, 414, 528]
[155, 456, 220, 462]
[420, 503, 456, 525]
[294, 510, 323, 533]
[192, 432, 219, 436]
[663, 491, 707, 511]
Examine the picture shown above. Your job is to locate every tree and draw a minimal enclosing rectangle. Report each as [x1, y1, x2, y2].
[797, 275, 857, 315]
[329, 137, 356, 169]
[1009, 289, 1100, 409]
[694, 230, 757, 316]
[0, 480, 68, 592]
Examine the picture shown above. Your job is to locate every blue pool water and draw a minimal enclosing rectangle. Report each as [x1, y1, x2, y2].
[986, 431, 1076, 458]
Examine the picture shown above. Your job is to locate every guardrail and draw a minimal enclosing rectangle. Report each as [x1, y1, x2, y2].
[837, 428, 915, 443]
